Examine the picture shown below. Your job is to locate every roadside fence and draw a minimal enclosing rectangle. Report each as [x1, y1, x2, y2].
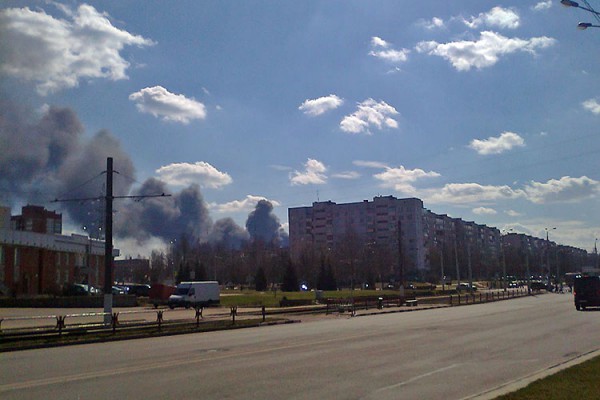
[1, 288, 538, 345]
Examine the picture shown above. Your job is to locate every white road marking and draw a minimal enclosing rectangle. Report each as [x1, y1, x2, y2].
[374, 363, 461, 393]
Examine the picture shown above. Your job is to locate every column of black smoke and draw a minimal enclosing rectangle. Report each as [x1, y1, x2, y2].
[0, 102, 287, 249]
[245, 200, 289, 246]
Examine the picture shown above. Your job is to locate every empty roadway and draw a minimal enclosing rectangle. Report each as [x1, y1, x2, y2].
[1, 293, 597, 400]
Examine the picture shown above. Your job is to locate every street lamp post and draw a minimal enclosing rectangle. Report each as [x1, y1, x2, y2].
[546, 227, 556, 290]
[561, 0, 600, 29]
[500, 229, 513, 292]
[594, 238, 599, 269]
[561, 0, 600, 16]
[578, 22, 600, 29]
[439, 239, 445, 292]
[501, 245, 507, 292]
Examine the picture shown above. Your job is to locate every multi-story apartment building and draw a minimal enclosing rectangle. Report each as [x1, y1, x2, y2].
[290, 195, 589, 283]
[0, 205, 109, 296]
[289, 196, 427, 280]
[502, 232, 588, 277]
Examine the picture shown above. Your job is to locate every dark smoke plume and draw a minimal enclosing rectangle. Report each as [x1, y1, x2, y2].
[115, 179, 213, 243]
[1, 100, 288, 249]
[245, 200, 288, 245]
[0, 104, 83, 204]
[208, 217, 250, 249]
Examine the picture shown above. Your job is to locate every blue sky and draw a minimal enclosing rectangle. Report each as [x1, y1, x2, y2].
[2, 1, 600, 256]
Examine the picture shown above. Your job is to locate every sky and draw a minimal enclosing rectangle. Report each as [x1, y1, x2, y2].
[1, 0, 600, 257]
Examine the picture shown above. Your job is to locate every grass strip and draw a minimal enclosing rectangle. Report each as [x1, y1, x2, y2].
[495, 355, 600, 400]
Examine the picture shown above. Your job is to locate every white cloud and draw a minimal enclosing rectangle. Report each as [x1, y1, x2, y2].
[211, 195, 280, 213]
[505, 210, 523, 217]
[298, 94, 343, 116]
[156, 161, 232, 188]
[340, 99, 399, 134]
[374, 166, 440, 193]
[463, 7, 520, 29]
[473, 207, 497, 215]
[416, 31, 555, 71]
[469, 132, 525, 155]
[353, 160, 390, 169]
[371, 36, 390, 48]
[427, 183, 525, 204]
[0, 4, 154, 95]
[524, 176, 600, 204]
[582, 98, 600, 114]
[332, 171, 361, 180]
[533, 1, 552, 11]
[369, 36, 410, 63]
[290, 159, 327, 185]
[420, 17, 445, 30]
[129, 86, 207, 124]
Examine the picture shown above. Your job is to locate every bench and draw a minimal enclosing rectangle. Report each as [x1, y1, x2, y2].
[405, 299, 418, 307]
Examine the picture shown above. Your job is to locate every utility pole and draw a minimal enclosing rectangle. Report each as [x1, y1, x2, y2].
[397, 220, 404, 290]
[53, 157, 170, 324]
[502, 244, 507, 292]
[467, 243, 473, 294]
[454, 238, 460, 287]
[525, 243, 531, 295]
[103, 157, 114, 324]
[440, 239, 445, 291]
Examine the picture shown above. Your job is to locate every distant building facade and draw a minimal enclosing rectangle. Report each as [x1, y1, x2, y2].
[11, 205, 62, 234]
[289, 197, 427, 280]
[289, 196, 587, 283]
[0, 205, 110, 296]
[114, 258, 151, 284]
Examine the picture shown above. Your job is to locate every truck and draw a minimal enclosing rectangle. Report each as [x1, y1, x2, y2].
[168, 281, 220, 309]
[149, 283, 176, 308]
[574, 275, 600, 311]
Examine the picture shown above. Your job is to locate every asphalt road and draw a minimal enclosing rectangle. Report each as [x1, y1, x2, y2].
[1, 293, 598, 400]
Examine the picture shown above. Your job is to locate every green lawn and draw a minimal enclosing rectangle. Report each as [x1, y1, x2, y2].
[495, 355, 600, 399]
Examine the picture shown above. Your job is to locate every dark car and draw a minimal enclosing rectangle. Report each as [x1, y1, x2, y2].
[125, 284, 151, 297]
[456, 282, 477, 292]
[63, 283, 101, 296]
[574, 275, 600, 311]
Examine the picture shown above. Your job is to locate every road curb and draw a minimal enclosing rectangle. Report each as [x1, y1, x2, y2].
[461, 348, 600, 400]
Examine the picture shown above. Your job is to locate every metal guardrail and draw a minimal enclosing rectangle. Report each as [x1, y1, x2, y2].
[449, 288, 532, 306]
[0, 306, 274, 339]
[0, 289, 538, 343]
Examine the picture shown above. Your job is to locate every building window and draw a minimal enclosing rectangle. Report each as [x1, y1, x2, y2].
[56, 269, 61, 285]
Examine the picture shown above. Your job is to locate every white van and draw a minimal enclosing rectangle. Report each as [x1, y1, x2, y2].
[168, 281, 220, 309]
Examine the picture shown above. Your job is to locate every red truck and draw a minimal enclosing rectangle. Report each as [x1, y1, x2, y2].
[148, 283, 176, 308]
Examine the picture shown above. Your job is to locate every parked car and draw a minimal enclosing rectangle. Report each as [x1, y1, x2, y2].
[456, 283, 477, 292]
[112, 285, 127, 295]
[63, 283, 101, 296]
[530, 280, 546, 291]
[125, 284, 150, 297]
